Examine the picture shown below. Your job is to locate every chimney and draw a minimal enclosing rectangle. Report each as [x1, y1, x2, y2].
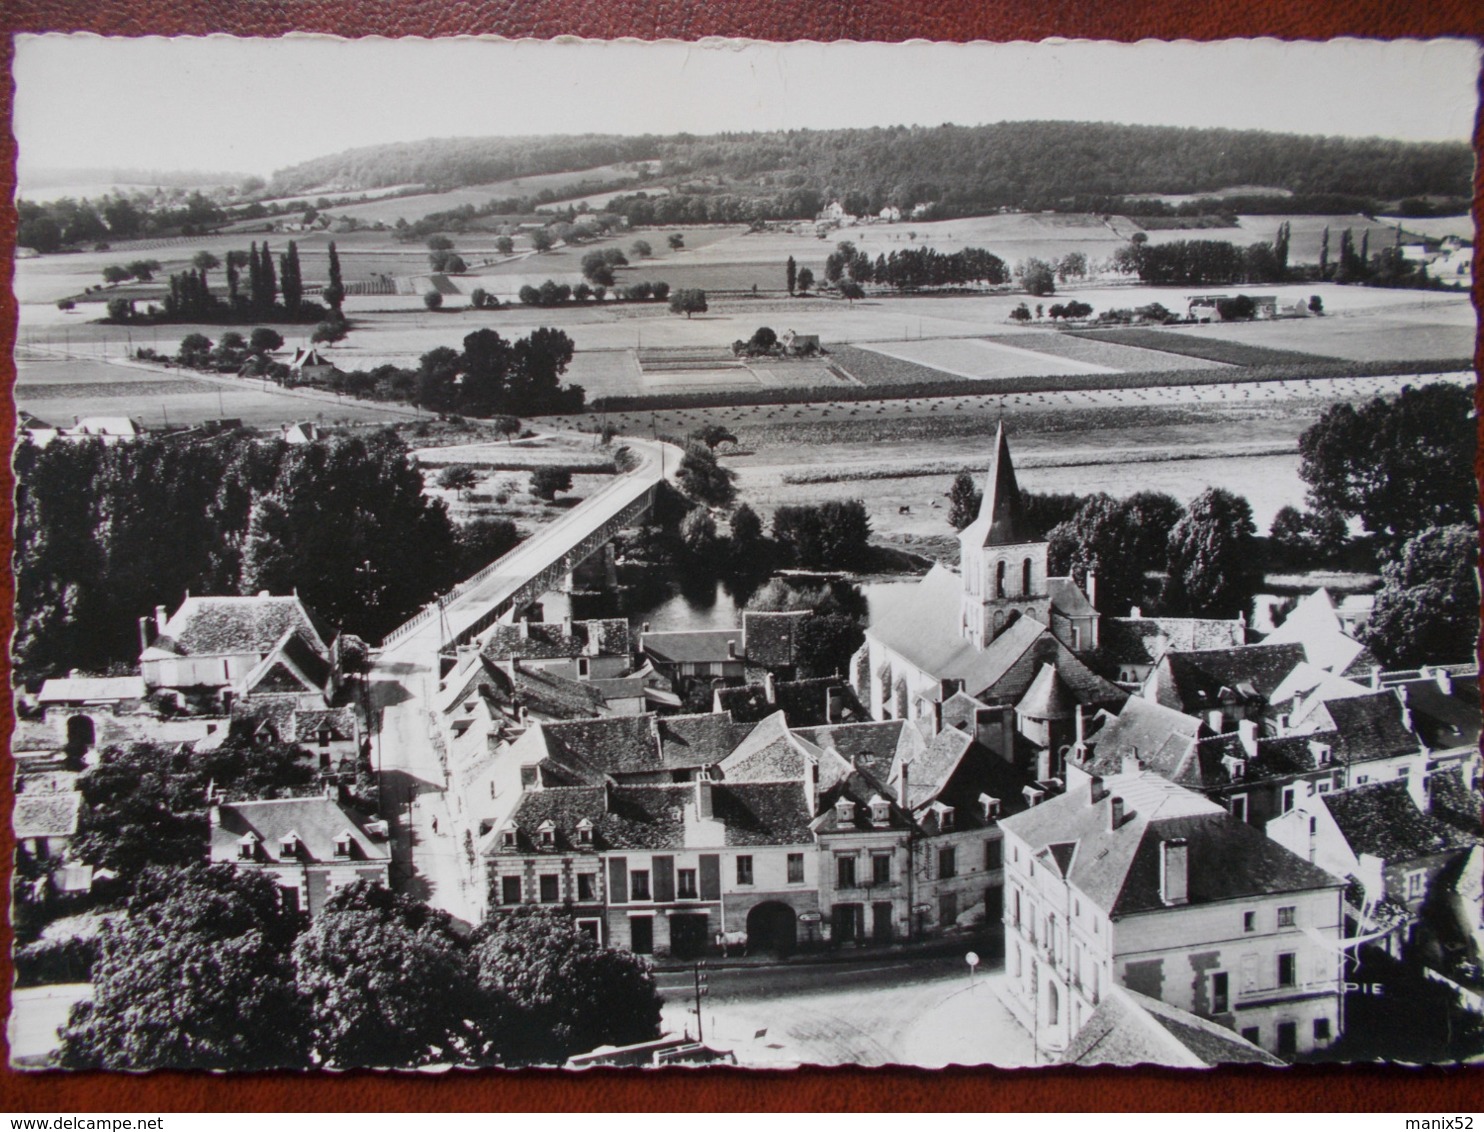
[897, 764, 909, 809]
[1370, 666, 1381, 691]
[695, 778, 713, 820]
[1159, 838, 1190, 906]
[727, 638, 738, 659]
[1129, 606, 1142, 620]
[138, 615, 154, 653]
[1086, 571, 1097, 610]
[642, 621, 651, 634]
[1122, 749, 1142, 775]
[1405, 761, 1431, 813]
[1238, 719, 1258, 757]
[764, 672, 776, 704]
[155, 605, 168, 633]
[518, 619, 530, 640]
[1436, 669, 1454, 695]
[1088, 774, 1105, 804]
[561, 615, 572, 636]
[1207, 709, 1224, 733]
[1108, 795, 1125, 831]
[1001, 704, 1015, 759]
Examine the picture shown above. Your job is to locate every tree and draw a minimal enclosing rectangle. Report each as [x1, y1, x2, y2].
[177, 333, 214, 367]
[1057, 251, 1088, 283]
[690, 423, 738, 449]
[72, 744, 209, 875]
[1268, 505, 1349, 566]
[631, 239, 653, 258]
[59, 864, 305, 1070]
[474, 907, 661, 1065]
[1164, 488, 1259, 618]
[426, 235, 455, 252]
[947, 472, 981, 531]
[102, 265, 131, 285]
[437, 464, 479, 497]
[324, 241, 345, 312]
[679, 507, 720, 561]
[470, 287, 495, 310]
[773, 500, 871, 568]
[838, 280, 865, 305]
[1046, 494, 1147, 616]
[312, 320, 347, 344]
[1009, 302, 1032, 322]
[1063, 300, 1093, 320]
[1308, 294, 1324, 315]
[669, 288, 708, 318]
[495, 236, 515, 256]
[1298, 383, 1475, 548]
[795, 613, 865, 678]
[675, 443, 736, 507]
[106, 297, 133, 323]
[495, 415, 521, 442]
[530, 466, 573, 501]
[250, 327, 284, 355]
[424, 290, 444, 311]
[213, 331, 248, 367]
[456, 517, 521, 575]
[786, 255, 797, 295]
[729, 503, 764, 556]
[796, 267, 814, 293]
[127, 259, 161, 282]
[1121, 491, 1186, 571]
[580, 250, 617, 286]
[529, 228, 554, 253]
[279, 241, 303, 315]
[192, 250, 221, 289]
[1365, 525, 1479, 668]
[295, 882, 482, 1068]
[1017, 257, 1056, 296]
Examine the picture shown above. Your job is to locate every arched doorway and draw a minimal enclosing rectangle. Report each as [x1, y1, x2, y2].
[65, 714, 96, 753]
[746, 902, 798, 957]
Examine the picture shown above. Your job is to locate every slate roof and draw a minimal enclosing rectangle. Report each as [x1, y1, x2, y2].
[14, 792, 82, 839]
[1000, 770, 1339, 917]
[540, 715, 662, 778]
[640, 628, 742, 665]
[1428, 767, 1484, 840]
[923, 738, 1040, 830]
[1396, 675, 1481, 751]
[710, 782, 814, 846]
[498, 664, 610, 720]
[1048, 577, 1096, 619]
[1149, 644, 1308, 714]
[715, 677, 866, 727]
[498, 784, 693, 853]
[1323, 693, 1423, 764]
[793, 720, 907, 787]
[718, 712, 825, 783]
[247, 628, 333, 694]
[211, 796, 390, 863]
[743, 611, 810, 668]
[959, 423, 1033, 548]
[656, 713, 755, 770]
[149, 595, 327, 658]
[1065, 987, 1284, 1067]
[901, 726, 976, 809]
[483, 618, 630, 662]
[1324, 780, 1478, 863]
[1018, 663, 1077, 720]
[37, 676, 145, 703]
[1102, 617, 1246, 667]
[811, 750, 915, 834]
[1183, 730, 1341, 788]
[1084, 698, 1205, 779]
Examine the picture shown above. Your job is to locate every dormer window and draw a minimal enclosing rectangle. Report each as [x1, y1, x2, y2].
[936, 804, 956, 831]
[576, 819, 594, 846]
[333, 831, 353, 859]
[538, 820, 556, 848]
[1310, 740, 1332, 766]
[237, 833, 259, 861]
[1222, 755, 1246, 781]
[280, 832, 300, 859]
[835, 798, 856, 823]
[868, 795, 891, 827]
[502, 827, 519, 849]
[980, 793, 1001, 820]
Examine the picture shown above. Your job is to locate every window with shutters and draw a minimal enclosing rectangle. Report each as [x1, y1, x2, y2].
[736, 855, 754, 885]
[872, 853, 891, 885]
[787, 853, 805, 884]
[1212, 971, 1229, 1013]
[539, 874, 560, 903]
[677, 868, 698, 899]
[939, 846, 957, 879]
[1278, 905, 1296, 928]
[577, 873, 596, 902]
[631, 870, 651, 901]
[837, 855, 856, 888]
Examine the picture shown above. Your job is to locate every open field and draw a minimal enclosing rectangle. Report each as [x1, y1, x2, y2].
[1064, 327, 1340, 367]
[1376, 214, 1474, 242]
[1172, 314, 1478, 363]
[322, 164, 654, 225]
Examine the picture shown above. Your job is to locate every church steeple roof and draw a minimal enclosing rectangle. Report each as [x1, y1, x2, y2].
[963, 422, 1032, 548]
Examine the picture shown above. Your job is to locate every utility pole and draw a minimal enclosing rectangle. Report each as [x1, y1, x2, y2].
[692, 961, 708, 1043]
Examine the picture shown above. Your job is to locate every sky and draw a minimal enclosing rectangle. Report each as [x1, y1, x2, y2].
[12, 35, 1480, 183]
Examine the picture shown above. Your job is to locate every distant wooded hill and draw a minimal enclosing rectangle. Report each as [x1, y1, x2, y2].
[268, 122, 1472, 214]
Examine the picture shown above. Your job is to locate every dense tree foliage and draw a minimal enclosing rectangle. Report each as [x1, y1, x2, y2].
[771, 501, 872, 569]
[1298, 383, 1475, 549]
[14, 432, 464, 678]
[1164, 488, 1259, 618]
[674, 443, 737, 507]
[1365, 525, 1479, 668]
[474, 908, 662, 1065]
[60, 864, 305, 1070]
[1047, 494, 1151, 617]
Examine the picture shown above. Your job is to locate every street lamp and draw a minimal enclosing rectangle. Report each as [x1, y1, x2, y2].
[966, 950, 980, 984]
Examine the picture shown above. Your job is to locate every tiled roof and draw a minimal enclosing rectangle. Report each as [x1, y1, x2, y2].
[293, 707, 359, 741]
[1396, 675, 1481, 752]
[1323, 780, 1478, 863]
[504, 665, 610, 720]
[1102, 616, 1246, 666]
[14, 792, 82, 838]
[1017, 663, 1077, 721]
[925, 739, 1039, 830]
[152, 595, 326, 658]
[483, 618, 630, 662]
[1001, 770, 1338, 916]
[715, 677, 865, 727]
[718, 712, 825, 783]
[711, 782, 814, 846]
[793, 720, 906, 787]
[37, 676, 145, 703]
[1048, 577, 1096, 619]
[656, 713, 754, 769]
[1183, 729, 1341, 788]
[1324, 693, 1423, 763]
[1151, 644, 1307, 714]
[1065, 987, 1283, 1067]
[541, 715, 662, 777]
[1085, 698, 1205, 779]
[743, 611, 811, 668]
[498, 784, 693, 852]
[902, 726, 975, 809]
[811, 751, 914, 834]
[640, 628, 742, 665]
[1428, 767, 1484, 840]
[211, 796, 390, 863]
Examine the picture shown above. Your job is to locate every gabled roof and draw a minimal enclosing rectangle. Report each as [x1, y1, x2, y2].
[718, 711, 826, 783]
[496, 664, 610, 721]
[1000, 770, 1338, 917]
[1149, 644, 1307, 714]
[810, 749, 914, 834]
[1428, 767, 1484, 841]
[14, 792, 82, 839]
[714, 676, 865, 727]
[1085, 697, 1205, 779]
[793, 720, 907, 787]
[959, 423, 1034, 548]
[1184, 729, 1342, 788]
[1065, 986, 1283, 1067]
[240, 627, 333, 698]
[1017, 663, 1077, 721]
[640, 628, 742, 665]
[148, 594, 328, 658]
[1262, 591, 1367, 675]
[37, 676, 145, 704]
[656, 712, 754, 770]
[1324, 693, 1424, 764]
[211, 796, 390, 863]
[1102, 616, 1246, 667]
[1395, 674, 1482, 752]
[539, 715, 662, 778]
[483, 618, 631, 662]
[742, 610, 811, 668]
[710, 782, 814, 846]
[1323, 780, 1478, 863]
[498, 784, 694, 852]
[1048, 577, 1097, 620]
[901, 725, 976, 809]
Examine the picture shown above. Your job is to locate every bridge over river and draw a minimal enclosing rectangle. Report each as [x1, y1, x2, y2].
[368, 431, 682, 922]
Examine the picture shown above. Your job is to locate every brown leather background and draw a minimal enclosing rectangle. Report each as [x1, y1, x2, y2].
[1, 0, 1481, 1112]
